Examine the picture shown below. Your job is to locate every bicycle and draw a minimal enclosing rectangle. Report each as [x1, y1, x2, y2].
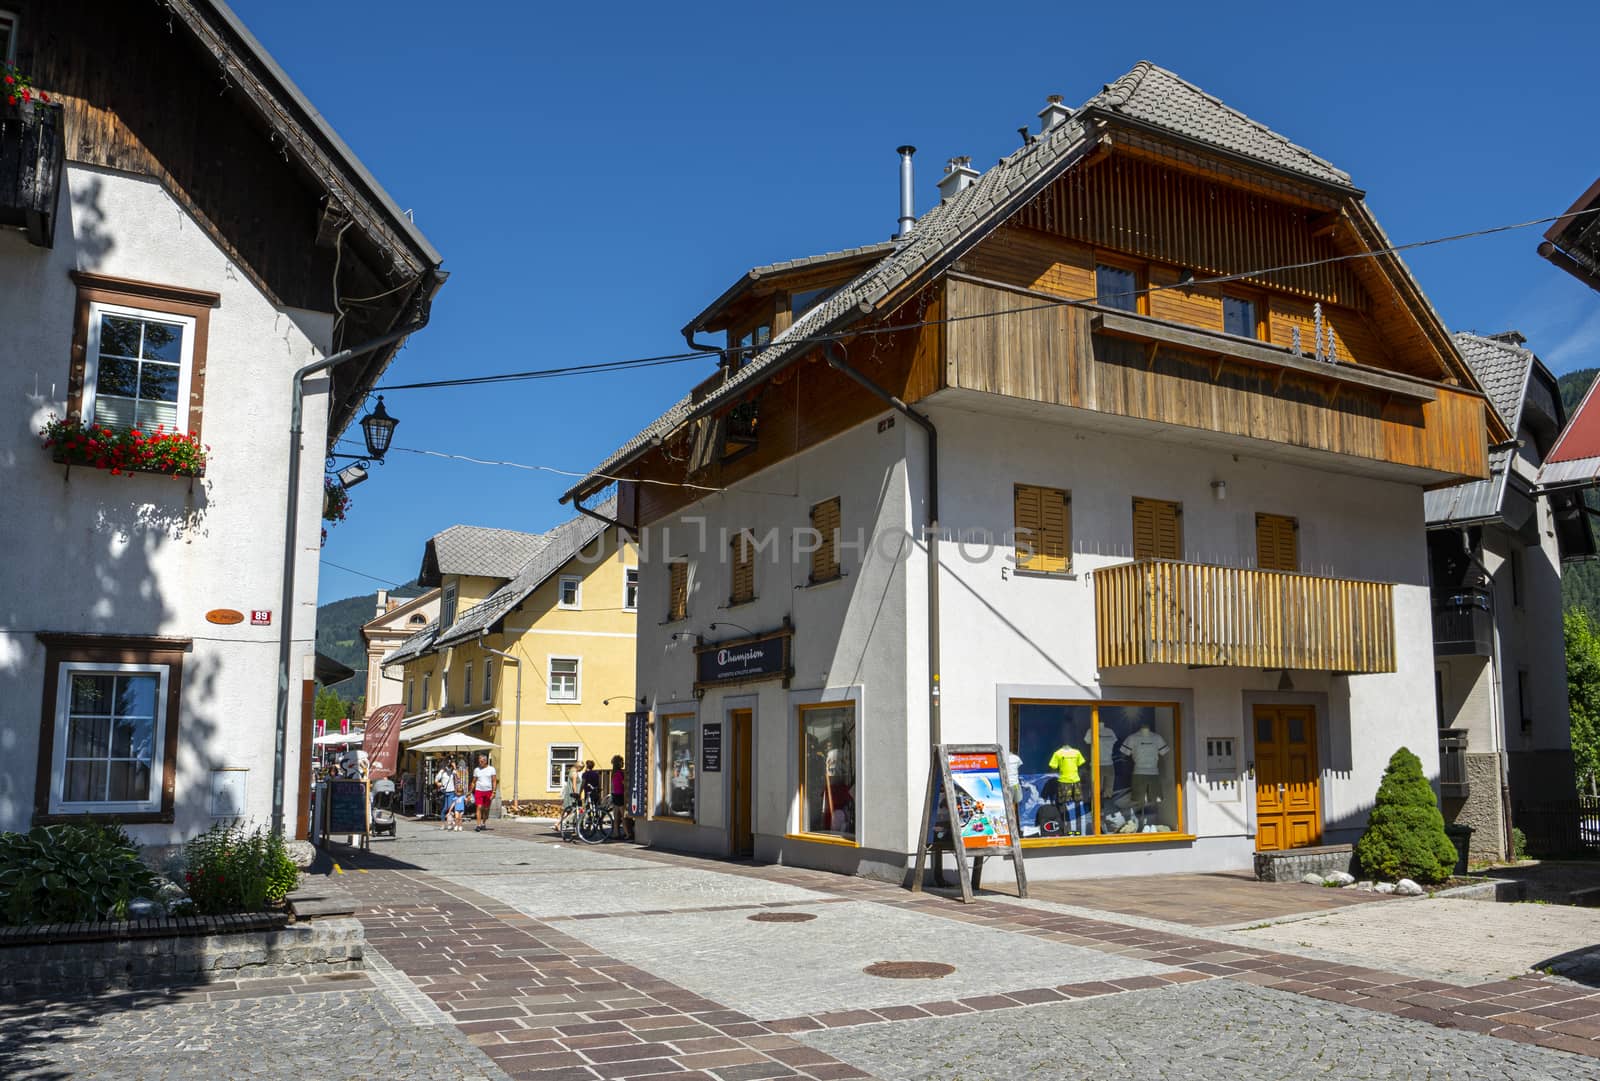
[557, 799, 609, 845]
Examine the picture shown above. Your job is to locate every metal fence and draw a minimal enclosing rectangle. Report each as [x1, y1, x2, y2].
[1512, 798, 1600, 857]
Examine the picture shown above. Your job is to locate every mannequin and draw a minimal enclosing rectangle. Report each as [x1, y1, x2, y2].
[1084, 719, 1117, 813]
[1046, 737, 1087, 834]
[1119, 721, 1169, 816]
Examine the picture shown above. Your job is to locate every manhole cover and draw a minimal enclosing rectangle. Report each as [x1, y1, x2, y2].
[863, 961, 955, 980]
[747, 911, 817, 923]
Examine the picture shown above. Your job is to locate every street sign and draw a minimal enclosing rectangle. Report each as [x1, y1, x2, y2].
[251, 609, 272, 626]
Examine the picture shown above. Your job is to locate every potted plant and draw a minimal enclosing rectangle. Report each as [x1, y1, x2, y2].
[1, 61, 50, 116]
[40, 415, 207, 478]
[323, 476, 351, 524]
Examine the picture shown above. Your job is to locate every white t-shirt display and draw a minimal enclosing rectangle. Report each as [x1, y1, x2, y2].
[1083, 722, 1117, 765]
[1120, 728, 1169, 774]
[473, 765, 498, 792]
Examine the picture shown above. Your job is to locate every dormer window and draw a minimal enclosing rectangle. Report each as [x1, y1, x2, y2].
[730, 322, 771, 368]
[790, 287, 836, 320]
[440, 584, 458, 629]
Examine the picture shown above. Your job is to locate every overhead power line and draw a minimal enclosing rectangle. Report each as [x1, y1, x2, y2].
[370, 206, 1600, 395]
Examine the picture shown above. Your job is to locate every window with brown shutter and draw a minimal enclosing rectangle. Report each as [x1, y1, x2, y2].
[730, 530, 756, 605]
[667, 560, 688, 622]
[1255, 513, 1298, 571]
[1132, 498, 1182, 560]
[810, 497, 842, 584]
[1014, 484, 1071, 573]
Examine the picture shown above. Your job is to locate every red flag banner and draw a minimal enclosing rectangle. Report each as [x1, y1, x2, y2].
[363, 704, 406, 781]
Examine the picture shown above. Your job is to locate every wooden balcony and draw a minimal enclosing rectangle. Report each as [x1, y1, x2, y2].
[1095, 559, 1396, 673]
[0, 103, 65, 248]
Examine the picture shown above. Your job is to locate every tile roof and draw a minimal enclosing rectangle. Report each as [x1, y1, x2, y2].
[683, 241, 898, 339]
[561, 61, 1359, 503]
[433, 496, 619, 648]
[421, 525, 548, 584]
[1424, 333, 1535, 525]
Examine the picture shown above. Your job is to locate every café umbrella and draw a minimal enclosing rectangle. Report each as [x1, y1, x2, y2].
[407, 733, 498, 753]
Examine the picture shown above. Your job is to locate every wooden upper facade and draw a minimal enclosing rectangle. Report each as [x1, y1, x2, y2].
[570, 67, 1500, 530]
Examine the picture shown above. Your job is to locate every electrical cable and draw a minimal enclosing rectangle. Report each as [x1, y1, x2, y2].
[367, 206, 1600, 395]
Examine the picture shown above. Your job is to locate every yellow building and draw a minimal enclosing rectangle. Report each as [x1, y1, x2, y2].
[381, 500, 636, 811]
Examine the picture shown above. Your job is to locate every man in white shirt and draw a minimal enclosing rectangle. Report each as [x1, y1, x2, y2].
[472, 752, 498, 832]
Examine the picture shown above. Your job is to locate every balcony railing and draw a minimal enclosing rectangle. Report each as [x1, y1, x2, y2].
[1432, 588, 1493, 657]
[0, 102, 65, 248]
[1095, 559, 1396, 673]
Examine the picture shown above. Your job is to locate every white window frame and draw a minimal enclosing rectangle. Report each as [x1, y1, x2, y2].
[483, 659, 493, 703]
[50, 662, 170, 815]
[548, 743, 581, 791]
[558, 575, 582, 610]
[80, 301, 197, 434]
[440, 584, 458, 629]
[461, 661, 473, 707]
[547, 656, 580, 704]
[0, 11, 17, 66]
[623, 567, 639, 612]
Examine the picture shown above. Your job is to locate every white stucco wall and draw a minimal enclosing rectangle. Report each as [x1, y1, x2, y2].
[0, 165, 331, 845]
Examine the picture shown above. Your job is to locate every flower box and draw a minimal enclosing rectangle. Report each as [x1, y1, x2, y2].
[0, 65, 63, 248]
[40, 416, 208, 478]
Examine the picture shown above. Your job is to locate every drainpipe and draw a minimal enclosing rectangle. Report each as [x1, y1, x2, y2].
[823, 343, 941, 747]
[480, 631, 523, 812]
[270, 311, 434, 839]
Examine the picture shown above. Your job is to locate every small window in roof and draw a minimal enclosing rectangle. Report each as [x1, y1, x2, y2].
[791, 287, 836, 320]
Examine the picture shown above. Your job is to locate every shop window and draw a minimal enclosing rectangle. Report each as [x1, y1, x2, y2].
[1009, 700, 1182, 843]
[623, 567, 639, 612]
[1014, 484, 1070, 573]
[548, 657, 579, 703]
[809, 497, 842, 584]
[1255, 513, 1298, 572]
[730, 529, 756, 605]
[461, 662, 473, 706]
[798, 703, 856, 839]
[1095, 262, 1142, 313]
[667, 560, 688, 622]
[660, 714, 696, 817]
[1132, 497, 1182, 560]
[558, 576, 581, 609]
[548, 744, 580, 791]
[36, 634, 186, 823]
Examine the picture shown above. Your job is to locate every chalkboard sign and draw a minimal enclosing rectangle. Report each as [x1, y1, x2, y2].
[625, 712, 650, 816]
[327, 779, 369, 836]
[702, 723, 722, 772]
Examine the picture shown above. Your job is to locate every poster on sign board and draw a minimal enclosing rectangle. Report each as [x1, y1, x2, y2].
[946, 750, 1012, 849]
[912, 744, 1027, 904]
[624, 712, 649, 817]
[363, 704, 405, 781]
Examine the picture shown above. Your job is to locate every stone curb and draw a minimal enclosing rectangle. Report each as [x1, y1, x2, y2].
[1431, 878, 1525, 902]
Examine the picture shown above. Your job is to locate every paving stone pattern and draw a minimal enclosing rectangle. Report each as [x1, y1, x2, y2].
[799, 979, 1589, 1081]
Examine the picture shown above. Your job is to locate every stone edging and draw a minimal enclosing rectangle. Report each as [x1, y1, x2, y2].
[1431, 878, 1525, 902]
[0, 911, 287, 947]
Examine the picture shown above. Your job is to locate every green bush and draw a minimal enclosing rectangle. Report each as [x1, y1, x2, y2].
[182, 824, 299, 915]
[1354, 747, 1458, 884]
[1512, 827, 1528, 861]
[0, 822, 157, 926]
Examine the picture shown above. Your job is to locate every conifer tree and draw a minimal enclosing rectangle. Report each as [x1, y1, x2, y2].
[1353, 747, 1457, 883]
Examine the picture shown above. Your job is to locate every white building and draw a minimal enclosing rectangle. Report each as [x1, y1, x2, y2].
[563, 65, 1500, 881]
[0, 1, 443, 847]
[361, 589, 440, 718]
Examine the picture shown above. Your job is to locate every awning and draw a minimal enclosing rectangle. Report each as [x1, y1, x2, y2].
[400, 709, 496, 747]
[313, 731, 363, 746]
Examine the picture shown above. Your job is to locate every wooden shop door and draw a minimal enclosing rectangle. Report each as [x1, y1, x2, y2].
[1253, 705, 1321, 851]
[730, 709, 754, 857]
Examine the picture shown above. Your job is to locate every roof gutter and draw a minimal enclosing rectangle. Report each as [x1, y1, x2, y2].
[1538, 241, 1600, 293]
[823, 343, 941, 749]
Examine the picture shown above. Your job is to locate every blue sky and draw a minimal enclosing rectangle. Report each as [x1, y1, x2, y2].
[227, 1, 1600, 605]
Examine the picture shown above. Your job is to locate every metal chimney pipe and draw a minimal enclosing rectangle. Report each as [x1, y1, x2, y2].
[896, 145, 917, 238]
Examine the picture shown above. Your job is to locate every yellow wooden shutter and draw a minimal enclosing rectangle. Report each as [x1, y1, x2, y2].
[1256, 514, 1298, 571]
[1015, 484, 1070, 572]
[668, 561, 688, 621]
[730, 530, 755, 604]
[1133, 498, 1181, 560]
[810, 497, 841, 582]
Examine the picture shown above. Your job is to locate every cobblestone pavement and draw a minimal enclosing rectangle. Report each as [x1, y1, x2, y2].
[1237, 897, 1600, 983]
[798, 979, 1587, 1081]
[0, 983, 511, 1081]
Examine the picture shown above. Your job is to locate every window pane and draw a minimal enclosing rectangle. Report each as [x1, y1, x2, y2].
[1257, 715, 1274, 744]
[1095, 265, 1139, 312]
[65, 761, 108, 803]
[114, 674, 158, 719]
[99, 315, 144, 358]
[110, 715, 155, 760]
[139, 362, 181, 403]
[140, 320, 184, 361]
[1013, 703, 1095, 837]
[134, 399, 178, 433]
[97, 358, 140, 399]
[71, 673, 115, 715]
[92, 396, 137, 429]
[1224, 296, 1255, 338]
[663, 717, 696, 817]
[107, 761, 151, 802]
[68, 715, 110, 758]
[800, 706, 854, 837]
[1103, 705, 1179, 833]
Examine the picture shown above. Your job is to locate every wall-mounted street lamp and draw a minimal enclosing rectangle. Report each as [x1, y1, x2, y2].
[327, 396, 400, 490]
[709, 621, 753, 636]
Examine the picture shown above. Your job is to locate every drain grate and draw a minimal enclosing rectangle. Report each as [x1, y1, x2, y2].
[862, 961, 955, 980]
[747, 911, 818, 923]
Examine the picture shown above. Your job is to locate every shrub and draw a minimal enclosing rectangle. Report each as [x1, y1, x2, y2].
[182, 824, 299, 915]
[1354, 747, 1458, 884]
[1512, 827, 1529, 861]
[0, 822, 157, 926]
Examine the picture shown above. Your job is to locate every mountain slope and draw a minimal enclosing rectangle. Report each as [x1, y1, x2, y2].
[315, 581, 419, 696]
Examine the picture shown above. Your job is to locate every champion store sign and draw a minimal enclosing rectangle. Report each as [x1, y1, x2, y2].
[694, 621, 793, 692]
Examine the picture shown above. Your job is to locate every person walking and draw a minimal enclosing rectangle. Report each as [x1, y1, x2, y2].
[608, 754, 627, 839]
[434, 758, 457, 830]
[450, 759, 468, 831]
[472, 751, 498, 832]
